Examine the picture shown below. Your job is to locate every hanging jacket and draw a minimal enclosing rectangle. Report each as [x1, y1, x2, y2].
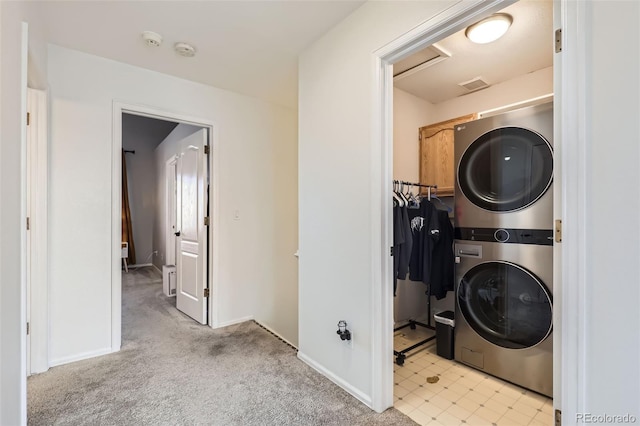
[429, 210, 455, 300]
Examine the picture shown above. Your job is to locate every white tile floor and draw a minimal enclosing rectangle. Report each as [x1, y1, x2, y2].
[394, 329, 553, 426]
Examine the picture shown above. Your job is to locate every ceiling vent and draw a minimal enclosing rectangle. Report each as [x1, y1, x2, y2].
[459, 76, 490, 92]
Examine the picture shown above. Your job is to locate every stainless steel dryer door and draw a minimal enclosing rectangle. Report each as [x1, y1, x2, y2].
[457, 127, 553, 212]
[457, 261, 552, 349]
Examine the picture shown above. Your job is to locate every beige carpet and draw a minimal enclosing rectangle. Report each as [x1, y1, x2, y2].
[28, 267, 416, 426]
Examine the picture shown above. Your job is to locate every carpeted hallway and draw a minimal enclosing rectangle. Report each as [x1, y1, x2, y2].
[28, 267, 416, 425]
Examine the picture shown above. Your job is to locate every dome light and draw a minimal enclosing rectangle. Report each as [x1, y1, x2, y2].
[465, 14, 513, 44]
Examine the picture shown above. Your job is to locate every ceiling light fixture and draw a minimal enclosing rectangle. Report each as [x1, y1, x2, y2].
[465, 13, 513, 44]
[141, 31, 163, 48]
[174, 42, 196, 58]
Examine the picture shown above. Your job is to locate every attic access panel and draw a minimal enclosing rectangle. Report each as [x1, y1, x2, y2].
[393, 44, 451, 80]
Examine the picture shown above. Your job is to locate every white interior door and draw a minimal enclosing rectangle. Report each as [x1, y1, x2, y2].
[176, 129, 208, 324]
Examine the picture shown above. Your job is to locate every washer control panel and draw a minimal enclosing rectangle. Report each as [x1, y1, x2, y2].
[455, 227, 553, 245]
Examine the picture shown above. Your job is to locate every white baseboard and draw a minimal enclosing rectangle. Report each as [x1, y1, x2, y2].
[297, 351, 373, 409]
[254, 320, 298, 349]
[50, 347, 115, 367]
[216, 315, 254, 328]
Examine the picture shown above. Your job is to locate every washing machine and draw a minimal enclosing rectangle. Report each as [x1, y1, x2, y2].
[454, 102, 553, 230]
[454, 238, 553, 397]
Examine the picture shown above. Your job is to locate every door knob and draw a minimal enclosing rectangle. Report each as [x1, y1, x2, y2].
[174, 231, 181, 236]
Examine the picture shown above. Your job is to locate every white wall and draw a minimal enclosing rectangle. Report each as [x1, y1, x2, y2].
[0, 7, 24, 425]
[48, 44, 299, 364]
[580, 1, 640, 416]
[430, 66, 553, 124]
[0, 1, 47, 423]
[153, 123, 202, 270]
[298, 0, 461, 406]
[393, 88, 434, 183]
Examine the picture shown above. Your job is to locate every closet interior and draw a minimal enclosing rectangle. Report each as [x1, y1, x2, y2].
[392, 180, 444, 366]
[391, 1, 555, 425]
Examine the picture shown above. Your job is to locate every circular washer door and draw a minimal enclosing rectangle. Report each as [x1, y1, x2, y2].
[457, 261, 552, 349]
[458, 127, 553, 212]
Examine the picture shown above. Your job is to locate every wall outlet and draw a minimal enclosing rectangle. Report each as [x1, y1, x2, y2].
[233, 209, 240, 220]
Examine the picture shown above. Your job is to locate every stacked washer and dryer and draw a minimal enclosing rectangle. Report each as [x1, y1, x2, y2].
[453, 102, 554, 397]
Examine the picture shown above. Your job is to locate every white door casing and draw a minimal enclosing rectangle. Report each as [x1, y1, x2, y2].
[26, 88, 49, 376]
[166, 157, 178, 266]
[176, 129, 209, 324]
[371, 0, 531, 412]
[112, 103, 218, 350]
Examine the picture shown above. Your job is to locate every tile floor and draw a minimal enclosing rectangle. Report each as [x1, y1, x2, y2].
[394, 329, 553, 426]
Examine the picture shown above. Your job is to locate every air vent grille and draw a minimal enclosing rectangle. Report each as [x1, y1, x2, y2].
[459, 77, 489, 91]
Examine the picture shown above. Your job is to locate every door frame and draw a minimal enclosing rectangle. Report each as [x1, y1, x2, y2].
[111, 102, 220, 351]
[26, 87, 49, 376]
[165, 156, 178, 267]
[370, 0, 583, 417]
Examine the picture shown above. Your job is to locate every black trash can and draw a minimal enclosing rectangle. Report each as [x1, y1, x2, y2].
[434, 310, 455, 360]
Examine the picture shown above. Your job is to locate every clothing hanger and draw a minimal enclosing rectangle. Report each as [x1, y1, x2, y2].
[405, 182, 420, 209]
[430, 187, 452, 212]
[392, 181, 404, 207]
[398, 181, 410, 207]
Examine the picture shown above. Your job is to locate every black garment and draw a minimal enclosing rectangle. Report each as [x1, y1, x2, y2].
[429, 210, 455, 300]
[407, 200, 440, 284]
[396, 206, 413, 282]
[392, 204, 405, 295]
[393, 204, 414, 295]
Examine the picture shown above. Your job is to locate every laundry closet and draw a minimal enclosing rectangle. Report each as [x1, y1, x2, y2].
[391, 1, 555, 424]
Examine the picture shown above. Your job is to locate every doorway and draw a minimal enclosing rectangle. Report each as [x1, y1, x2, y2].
[112, 104, 218, 350]
[372, 0, 563, 419]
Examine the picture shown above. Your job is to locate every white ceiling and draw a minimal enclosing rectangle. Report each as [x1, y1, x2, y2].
[33, 1, 365, 109]
[393, 0, 553, 104]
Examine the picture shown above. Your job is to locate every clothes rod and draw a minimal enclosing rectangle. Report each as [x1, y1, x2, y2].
[392, 180, 437, 189]
[124, 150, 135, 154]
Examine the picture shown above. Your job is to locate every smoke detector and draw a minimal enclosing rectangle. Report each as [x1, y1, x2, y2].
[141, 31, 163, 48]
[174, 42, 196, 58]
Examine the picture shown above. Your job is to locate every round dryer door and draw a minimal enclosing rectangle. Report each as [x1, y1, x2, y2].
[458, 127, 553, 212]
[457, 261, 552, 349]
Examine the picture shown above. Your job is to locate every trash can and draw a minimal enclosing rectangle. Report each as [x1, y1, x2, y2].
[434, 310, 455, 360]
